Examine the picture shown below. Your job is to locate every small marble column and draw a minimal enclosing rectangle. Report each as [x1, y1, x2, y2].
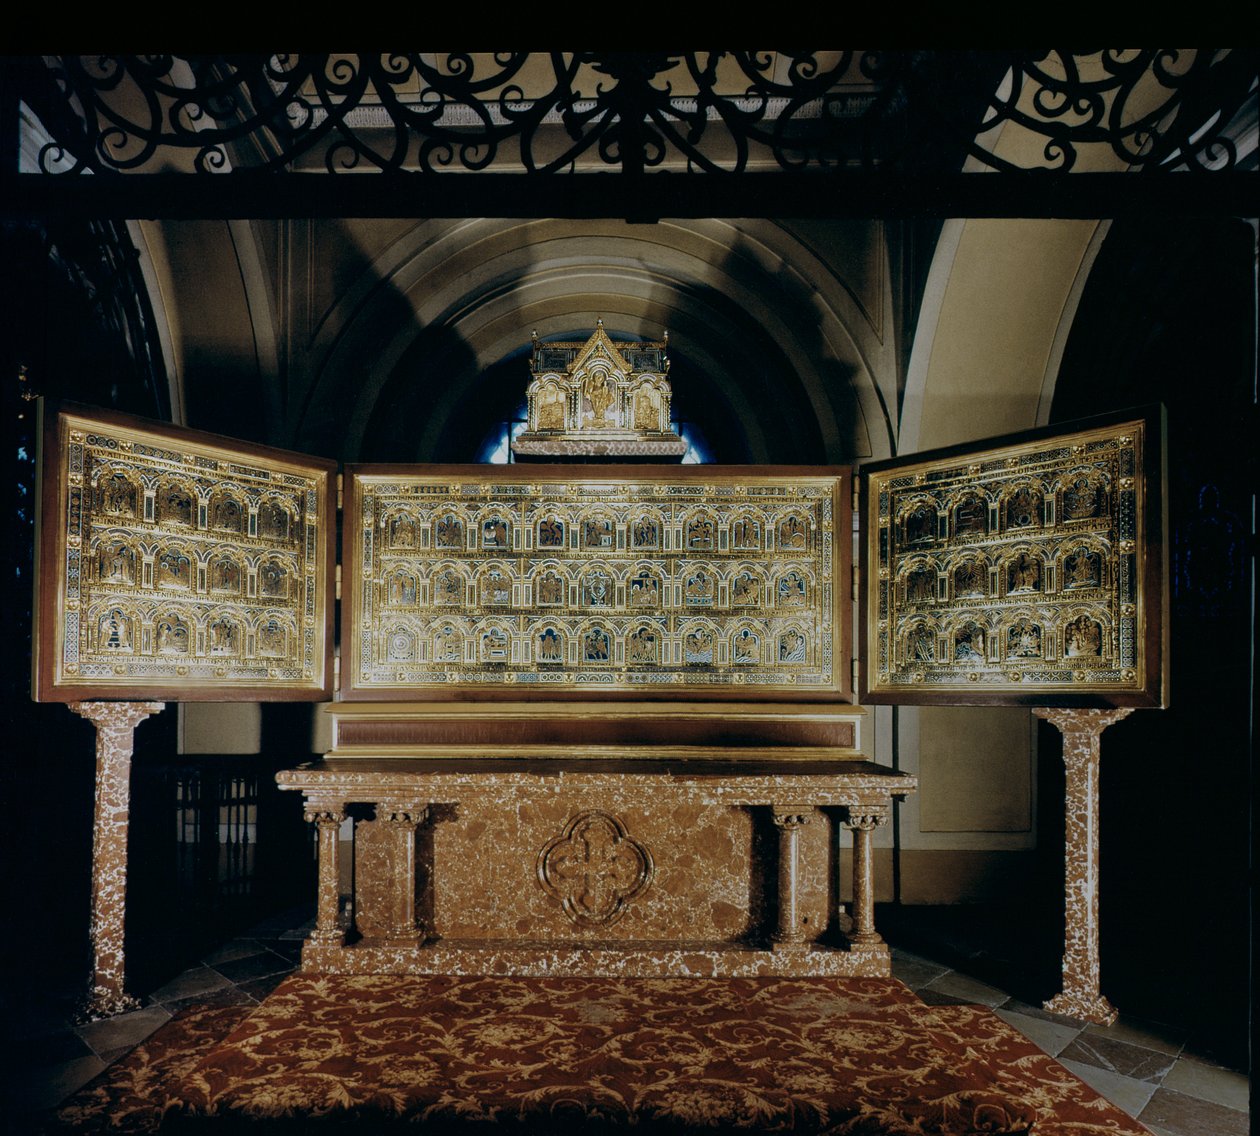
[384, 805, 428, 943]
[845, 810, 888, 946]
[69, 701, 164, 1020]
[772, 807, 812, 951]
[1035, 706, 1133, 1025]
[305, 805, 348, 946]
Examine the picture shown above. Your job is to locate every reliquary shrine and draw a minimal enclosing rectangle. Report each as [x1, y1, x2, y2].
[344, 465, 844, 698]
[33, 332, 1166, 990]
[511, 321, 687, 459]
[34, 404, 336, 702]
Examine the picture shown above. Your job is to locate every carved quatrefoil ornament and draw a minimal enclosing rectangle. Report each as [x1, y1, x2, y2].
[537, 810, 653, 927]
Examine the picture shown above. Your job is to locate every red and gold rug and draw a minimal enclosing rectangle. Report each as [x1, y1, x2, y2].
[53, 974, 1151, 1133]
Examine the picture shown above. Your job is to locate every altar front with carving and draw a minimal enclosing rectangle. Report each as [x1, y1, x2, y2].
[281, 733, 914, 978]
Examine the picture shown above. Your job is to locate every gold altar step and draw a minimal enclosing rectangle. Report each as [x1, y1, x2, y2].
[323, 700, 865, 760]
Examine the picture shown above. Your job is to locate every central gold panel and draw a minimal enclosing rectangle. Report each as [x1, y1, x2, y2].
[343, 465, 851, 700]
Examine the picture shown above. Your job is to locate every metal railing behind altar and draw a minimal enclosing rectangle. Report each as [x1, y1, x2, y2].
[127, 756, 315, 974]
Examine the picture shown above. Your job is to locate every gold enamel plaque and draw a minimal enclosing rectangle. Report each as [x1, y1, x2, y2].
[860, 408, 1167, 707]
[343, 465, 851, 700]
[33, 402, 336, 701]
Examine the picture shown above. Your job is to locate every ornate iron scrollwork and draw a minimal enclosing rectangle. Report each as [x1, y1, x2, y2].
[15, 51, 1255, 179]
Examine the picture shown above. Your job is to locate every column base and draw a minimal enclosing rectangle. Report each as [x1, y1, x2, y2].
[845, 931, 883, 947]
[375, 933, 429, 949]
[1044, 989, 1118, 1026]
[308, 930, 347, 948]
[76, 988, 142, 1023]
[770, 937, 809, 954]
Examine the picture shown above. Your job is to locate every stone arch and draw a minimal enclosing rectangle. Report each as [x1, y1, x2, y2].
[285, 219, 889, 465]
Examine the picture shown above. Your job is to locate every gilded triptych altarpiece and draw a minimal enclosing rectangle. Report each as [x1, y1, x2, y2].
[34, 403, 1165, 712]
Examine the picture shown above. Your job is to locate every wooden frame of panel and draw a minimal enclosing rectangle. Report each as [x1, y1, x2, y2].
[342, 464, 852, 702]
[859, 406, 1168, 707]
[32, 400, 337, 702]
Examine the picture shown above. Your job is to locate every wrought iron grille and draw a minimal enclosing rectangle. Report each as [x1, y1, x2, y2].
[11, 51, 1256, 178]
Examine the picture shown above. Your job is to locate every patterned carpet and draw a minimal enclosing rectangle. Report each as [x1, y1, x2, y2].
[50, 974, 1152, 1133]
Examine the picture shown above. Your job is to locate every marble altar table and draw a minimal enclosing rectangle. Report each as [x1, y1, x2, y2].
[279, 733, 916, 979]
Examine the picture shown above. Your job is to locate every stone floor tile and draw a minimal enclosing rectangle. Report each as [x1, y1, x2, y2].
[149, 964, 232, 1004]
[1058, 1032, 1177, 1082]
[916, 988, 968, 1007]
[161, 984, 256, 1016]
[210, 950, 293, 984]
[200, 938, 264, 966]
[1084, 1013, 1186, 1057]
[1138, 1086, 1249, 1136]
[890, 956, 950, 990]
[74, 1004, 171, 1057]
[920, 970, 1009, 1007]
[237, 972, 294, 1001]
[992, 1007, 1081, 1057]
[889, 945, 941, 966]
[1160, 1055, 1250, 1112]
[997, 995, 1092, 1030]
[1058, 1058, 1159, 1117]
[1181, 1033, 1247, 1072]
[255, 938, 304, 962]
[17, 1028, 95, 1068]
[10, 1053, 106, 1113]
[96, 1041, 144, 1064]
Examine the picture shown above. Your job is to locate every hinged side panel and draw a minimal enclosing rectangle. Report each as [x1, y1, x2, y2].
[32, 400, 337, 702]
[858, 406, 1168, 708]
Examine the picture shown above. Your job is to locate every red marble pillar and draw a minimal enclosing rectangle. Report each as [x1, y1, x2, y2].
[845, 810, 888, 946]
[1035, 707, 1133, 1025]
[69, 701, 164, 1020]
[384, 806, 428, 943]
[305, 805, 348, 946]
[772, 807, 812, 950]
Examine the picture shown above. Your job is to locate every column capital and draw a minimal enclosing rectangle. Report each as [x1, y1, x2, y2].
[772, 806, 813, 828]
[382, 804, 429, 827]
[844, 809, 889, 831]
[1032, 707, 1133, 733]
[69, 701, 164, 731]
[304, 805, 346, 826]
